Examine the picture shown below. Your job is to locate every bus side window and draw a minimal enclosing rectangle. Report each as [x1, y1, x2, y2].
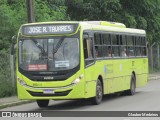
[83, 38, 94, 66]
[112, 34, 120, 57]
[141, 37, 147, 56]
[102, 34, 112, 57]
[94, 33, 103, 58]
[127, 35, 134, 57]
[120, 35, 127, 57]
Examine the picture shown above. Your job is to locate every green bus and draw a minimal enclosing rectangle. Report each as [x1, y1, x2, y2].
[15, 21, 148, 107]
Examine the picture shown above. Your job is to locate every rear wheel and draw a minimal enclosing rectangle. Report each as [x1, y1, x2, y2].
[126, 74, 136, 95]
[91, 79, 103, 105]
[36, 100, 49, 108]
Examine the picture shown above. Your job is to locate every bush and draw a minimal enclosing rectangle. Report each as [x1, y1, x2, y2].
[0, 50, 16, 98]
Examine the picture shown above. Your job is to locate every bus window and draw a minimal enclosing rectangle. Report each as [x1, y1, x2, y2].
[141, 37, 146, 46]
[128, 47, 135, 56]
[122, 35, 127, 45]
[94, 33, 103, 58]
[112, 34, 120, 57]
[127, 35, 134, 57]
[141, 37, 147, 56]
[107, 46, 112, 57]
[102, 34, 112, 57]
[121, 47, 127, 57]
[112, 34, 119, 45]
[83, 38, 94, 66]
[103, 34, 111, 45]
[135, 36, 141, 46]
[120, 35, 127, 57]
[141, 47, 147, 56]
[94, 33, 102, 45]
[113, 46, 120, 57]
[94, 46, 103, 58]
[135, 47, 141, 56]
[84, 38, 93, 59]
[127, 36, 134, 46]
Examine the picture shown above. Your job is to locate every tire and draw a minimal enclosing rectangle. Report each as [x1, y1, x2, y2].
[36, 100, 49, 108]
[91, 79, 103, 105]
[126, 74, 136, 95]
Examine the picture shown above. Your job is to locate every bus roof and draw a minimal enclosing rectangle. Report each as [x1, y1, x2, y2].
[79, 21, 146, 35]
[21, 21, 146, 36]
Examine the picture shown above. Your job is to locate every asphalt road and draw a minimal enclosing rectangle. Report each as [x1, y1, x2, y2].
[1, 79, 160, 111]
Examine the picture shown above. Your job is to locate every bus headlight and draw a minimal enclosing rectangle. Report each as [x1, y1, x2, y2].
[72, 74, 84, 84]
[18, 77, 27, 86]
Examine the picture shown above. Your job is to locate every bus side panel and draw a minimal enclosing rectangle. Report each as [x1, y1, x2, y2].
[103, 60, 113, 94]
[112, 59, 131, 93]
[136, 74, 148, 87]
[84, 60, 108, 98]
[84, 65, 97, 98]
[136, 58, 148, 87]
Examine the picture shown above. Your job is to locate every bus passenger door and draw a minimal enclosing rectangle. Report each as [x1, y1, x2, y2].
[83, 36, 96, 98]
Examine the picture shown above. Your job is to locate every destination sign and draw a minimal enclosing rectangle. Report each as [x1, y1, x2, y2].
[22, 24, 77, 35]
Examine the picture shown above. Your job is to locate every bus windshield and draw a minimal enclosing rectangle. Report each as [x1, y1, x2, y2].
[19, 37, 79, 71]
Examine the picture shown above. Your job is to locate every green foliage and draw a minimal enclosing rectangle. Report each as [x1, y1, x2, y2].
[35, 0, 68, 21]
[1, 0, 160, 49]
[0, 0, 69, 50]
[66, 0, 122, 21]
[65, 0, 160, 45]
[120, 0, 160, 44]
[0, 50, 16, 98]
[0, 0, 27, 50]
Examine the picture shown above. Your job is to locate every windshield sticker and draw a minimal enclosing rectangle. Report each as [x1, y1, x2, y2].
[28, 64, 47, 71]
[55, 61, 69, 68]
[48, 39, 54, 43]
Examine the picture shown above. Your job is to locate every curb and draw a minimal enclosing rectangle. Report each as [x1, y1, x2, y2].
[149, 76, 160, 81]
[0, 100, 35, 110]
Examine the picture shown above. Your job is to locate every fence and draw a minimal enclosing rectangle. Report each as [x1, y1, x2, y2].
[148, 43, 160, 72]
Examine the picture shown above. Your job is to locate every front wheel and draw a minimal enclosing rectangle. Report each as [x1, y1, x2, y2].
[91, 79, 103, 105]
[36, 100, 49, 108]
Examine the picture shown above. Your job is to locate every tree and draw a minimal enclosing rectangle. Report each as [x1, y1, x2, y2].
[0, 0, 27, 50]
[120, 0, 160, 45]
[66, 0, 122, 21]
[64, 0, 160, 45]
[0, 0, 69, 50]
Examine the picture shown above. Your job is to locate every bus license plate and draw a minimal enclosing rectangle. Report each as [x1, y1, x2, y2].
[43, 89, 55, 94]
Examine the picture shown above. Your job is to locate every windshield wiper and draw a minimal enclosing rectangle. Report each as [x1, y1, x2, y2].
[32, 39, 46, 56]
[52, 37, 65, 55]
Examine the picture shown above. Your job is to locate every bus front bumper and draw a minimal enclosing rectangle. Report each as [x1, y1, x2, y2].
[17, 80, 85, 100]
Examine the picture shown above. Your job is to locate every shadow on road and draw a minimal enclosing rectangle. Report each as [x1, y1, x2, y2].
[31, 92, 140, 111]
[32, 91, 142, 111]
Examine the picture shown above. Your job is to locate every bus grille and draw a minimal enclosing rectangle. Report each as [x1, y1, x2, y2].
[27, 89, 72, 97]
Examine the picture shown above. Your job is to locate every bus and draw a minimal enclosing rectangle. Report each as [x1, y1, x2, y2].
[15, 21, 148, 107]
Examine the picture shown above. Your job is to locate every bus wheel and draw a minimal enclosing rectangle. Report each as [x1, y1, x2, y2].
[36, 100, 49, 108]
[127, 74, 136, 95]
[91, 79, 103, 105]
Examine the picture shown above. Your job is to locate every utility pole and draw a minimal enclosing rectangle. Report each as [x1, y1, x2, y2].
[26, 0, 35, 23]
